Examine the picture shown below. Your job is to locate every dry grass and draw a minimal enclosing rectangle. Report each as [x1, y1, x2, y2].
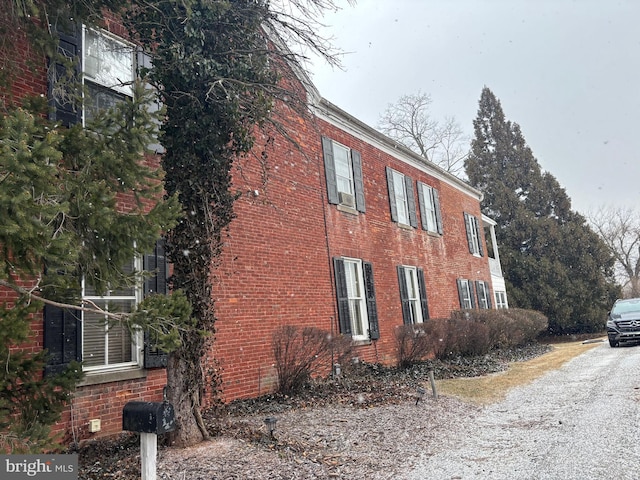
[436, 339, 604, 404]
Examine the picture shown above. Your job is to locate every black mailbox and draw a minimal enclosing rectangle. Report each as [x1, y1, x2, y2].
[122, 401, 176, 434]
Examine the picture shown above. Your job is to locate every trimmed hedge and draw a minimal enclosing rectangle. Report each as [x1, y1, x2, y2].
[395, 308, 548, 366]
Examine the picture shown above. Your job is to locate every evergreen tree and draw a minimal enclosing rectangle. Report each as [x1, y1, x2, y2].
[466, 87, 619, 334]
[0, 2, 194, 447]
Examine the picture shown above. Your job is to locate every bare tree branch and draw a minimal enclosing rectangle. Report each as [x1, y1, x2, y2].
[378, 91, 469, 177]
[587, 206, 640, 297]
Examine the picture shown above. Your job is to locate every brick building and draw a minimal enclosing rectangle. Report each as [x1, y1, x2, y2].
[1, 17, 507, 440]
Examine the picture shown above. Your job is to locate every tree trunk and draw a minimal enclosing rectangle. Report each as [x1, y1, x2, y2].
[165, 351, 207, 447]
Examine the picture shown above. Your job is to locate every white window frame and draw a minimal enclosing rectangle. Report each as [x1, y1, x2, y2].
[420, 183, 438, 233]
[403, 266, 424, 324]
[332, 141, 354, 197]
[81, 256, 143, 373]
[465, 213, 482, 256]
[392, 170, 409, 225]
[82, 27, 135, 125]
[459, 279, 474, 309]
[343, 258, 369, 341]
[495, 291, 508, 309]
[477, 281, 490, 309]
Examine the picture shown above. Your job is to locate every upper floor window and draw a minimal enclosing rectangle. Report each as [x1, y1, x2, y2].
[483, 225, 496, 258]
[333, 257, 379, 342]
[83, 28, 135, 123]
[322, 137, 365, 212]
[457, 279, 475, 309]
[464, 212, 484, 256]
[398, 266, 429, 324]
[417, 182, 443, 234]
[386, 167, 417, 227]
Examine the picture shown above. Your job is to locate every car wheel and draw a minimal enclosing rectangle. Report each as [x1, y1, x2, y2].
[609, 337, 619, 348]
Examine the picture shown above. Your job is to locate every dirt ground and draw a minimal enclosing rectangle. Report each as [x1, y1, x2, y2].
[77, 344, 551, 480]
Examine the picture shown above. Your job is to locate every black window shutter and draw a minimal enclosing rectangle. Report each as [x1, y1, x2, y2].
[433, 189, 443, 234]
[456, 279, 465, 309]
[475, 281, 484, 309]
[351, 149, 366, 213]
[43, 305, 81, 376]
[417, 268, 429, 320]
[386, 167, 398, 222]
[485, 282, 493, 309]
[49, 24, 82, 127]
[143, 239, 168, 296]
[143, 239, 169, 368]
[464, 213, 474, 254]
[404, 175, 418, 228]
[417, 181, 428, 231]
[363, 261, 379, 340]
[397, 266, 411, 325]
[333, 258, 352, 336]
[322, 137, 339, 205]
[474, 215, 484, 256]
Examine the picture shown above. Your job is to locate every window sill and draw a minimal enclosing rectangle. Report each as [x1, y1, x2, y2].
[352, 339, 372, 346]
[425, 230, 442, 238]
[337, 204, 358, 215]
[396, 223, 414, 231]
[79, 368, 147, 387]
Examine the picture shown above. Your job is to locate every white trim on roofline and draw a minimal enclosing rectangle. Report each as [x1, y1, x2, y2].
[312, 97, 483, 202]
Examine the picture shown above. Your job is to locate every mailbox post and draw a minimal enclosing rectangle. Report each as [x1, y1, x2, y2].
[123, 400, 176, 480]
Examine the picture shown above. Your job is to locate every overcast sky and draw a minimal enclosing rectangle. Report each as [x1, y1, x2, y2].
[305, 0, 640, 215]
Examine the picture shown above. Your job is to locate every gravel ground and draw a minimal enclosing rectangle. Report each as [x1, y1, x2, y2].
[77, 344, 551, 480]
[406, 341, 640, 480]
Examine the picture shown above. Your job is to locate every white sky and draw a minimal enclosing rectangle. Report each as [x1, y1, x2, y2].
[305, 0, 640, 215]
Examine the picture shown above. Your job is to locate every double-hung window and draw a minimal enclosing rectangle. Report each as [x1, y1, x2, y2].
[457, 279, 475, 309]
[475, 281, 492, 309]
[43, 240, 169, 376]
[333, 257, 379, 342]
[322, 137, 366, 212]
[82, 257, 141, 371]
[397, 266, 429, 324]
[417, 182, 443, 234]
[464, 212, 484, 256]
[50, 25, 136, 126]
[386, 167, 417, 227]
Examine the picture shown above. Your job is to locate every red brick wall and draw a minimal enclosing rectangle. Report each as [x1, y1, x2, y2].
[0, 16, 170, 442]
[211, 108, 492, 400]
[3, 12, 494, 433]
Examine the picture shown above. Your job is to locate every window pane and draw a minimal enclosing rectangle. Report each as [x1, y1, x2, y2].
[344, 259, 367, 338]
[83, 310, 106, 367]
[349, 300, 365, 336]
[393, 171, 408, 224]
[107, 323, 133, 364]
[423, 185, 437, 232]
[84, 29, 134, 95]
[111, 259, 136, 296]
[461, 281, 472, 308]
[333, 144, 353, 195]
[85, 82, 127, 123]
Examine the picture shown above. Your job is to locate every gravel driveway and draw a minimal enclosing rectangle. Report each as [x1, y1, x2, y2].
[405, 342, 640, 480]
